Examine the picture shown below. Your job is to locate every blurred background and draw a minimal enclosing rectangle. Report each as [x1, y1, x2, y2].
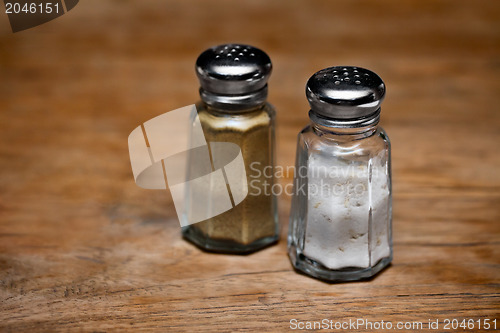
[0, 0, 499, 330]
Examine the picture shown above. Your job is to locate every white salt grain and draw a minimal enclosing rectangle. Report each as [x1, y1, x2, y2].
[303, 152, 391, 270]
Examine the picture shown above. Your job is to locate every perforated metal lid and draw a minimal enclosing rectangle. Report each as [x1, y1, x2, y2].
[306, 66, 385, 127]
[196, 44, 272, 105]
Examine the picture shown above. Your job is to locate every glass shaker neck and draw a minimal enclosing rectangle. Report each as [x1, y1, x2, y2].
[309, 109, 380, 138]
[199, 85, 268, 112]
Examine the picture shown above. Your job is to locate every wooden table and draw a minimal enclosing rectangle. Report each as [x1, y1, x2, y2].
[1, 0, 499, 331]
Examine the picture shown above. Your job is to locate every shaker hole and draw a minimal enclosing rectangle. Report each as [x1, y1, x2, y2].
[335, 81, 341, 85]
[355, 80, 361, 84]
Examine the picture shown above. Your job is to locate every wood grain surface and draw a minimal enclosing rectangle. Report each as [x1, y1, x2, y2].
[0, 0, 499, 331]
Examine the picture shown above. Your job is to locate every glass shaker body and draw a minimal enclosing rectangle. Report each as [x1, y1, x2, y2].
[182, 101, 278, 252]
[289, 123, 392, 281]
[182, 44, 279, 253]
[288, 66, 392, 281]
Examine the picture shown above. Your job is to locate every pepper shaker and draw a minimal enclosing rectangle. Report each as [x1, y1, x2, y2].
[182, 44, 279, 253]
[288, 66, 392, 281]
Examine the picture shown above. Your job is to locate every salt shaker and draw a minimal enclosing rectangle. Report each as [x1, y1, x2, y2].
[182, 44, 279, 253]
[288, 66, 392, 281]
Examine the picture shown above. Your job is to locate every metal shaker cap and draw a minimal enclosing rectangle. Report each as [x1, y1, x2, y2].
[307, 66, 385, 127]
[196, 44, 272, 108]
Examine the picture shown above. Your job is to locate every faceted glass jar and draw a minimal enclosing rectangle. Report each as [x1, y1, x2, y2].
[182, 101, 279, 253]
[288, 122, 392, 281]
